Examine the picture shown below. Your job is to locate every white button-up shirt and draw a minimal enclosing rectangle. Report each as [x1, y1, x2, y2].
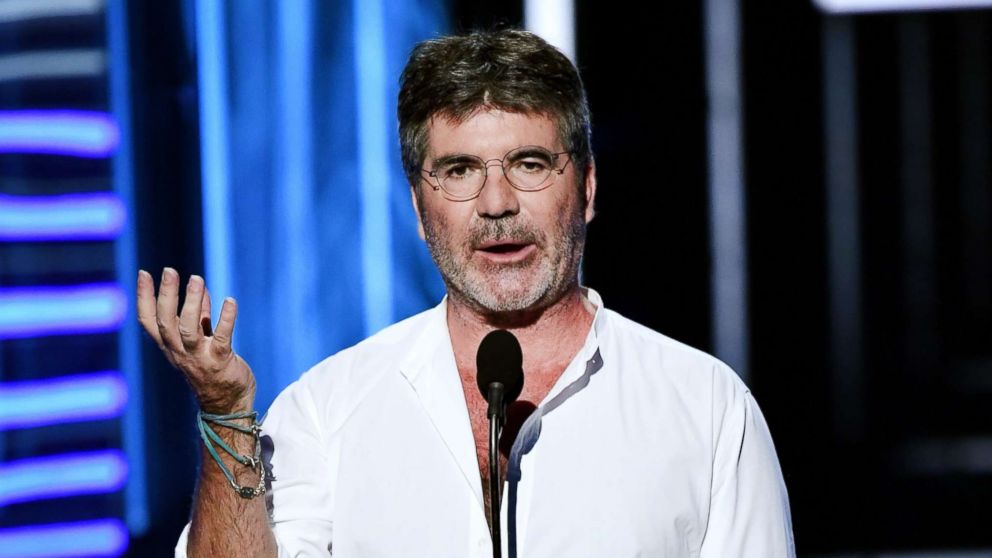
[176, 288, 795, 557]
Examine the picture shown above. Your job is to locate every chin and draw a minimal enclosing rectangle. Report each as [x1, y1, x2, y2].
[469, 271, 551, 311]
[462, 288, 538, 314]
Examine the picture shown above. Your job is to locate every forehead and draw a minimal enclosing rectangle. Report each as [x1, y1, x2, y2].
[425, 109, 559, 159]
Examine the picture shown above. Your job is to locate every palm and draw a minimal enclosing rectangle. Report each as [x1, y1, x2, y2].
[136, 268, 256, 414]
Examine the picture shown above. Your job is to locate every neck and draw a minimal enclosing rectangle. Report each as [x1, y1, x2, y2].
[446, 285, 596, 383]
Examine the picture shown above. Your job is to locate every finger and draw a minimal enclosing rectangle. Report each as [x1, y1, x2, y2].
[135, 269, 164, 346]
[179, 275, 206, 351]
[156, 267, 183, 351]
[200, 286, 213, 337]
[211, 297, 238, 354]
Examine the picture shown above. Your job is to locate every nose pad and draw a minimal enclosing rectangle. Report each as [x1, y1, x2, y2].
[476, 160, 519, 217]
[483, 160, 511, 189]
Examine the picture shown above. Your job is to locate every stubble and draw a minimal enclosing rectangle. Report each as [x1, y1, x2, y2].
[420, 195, 587, 317]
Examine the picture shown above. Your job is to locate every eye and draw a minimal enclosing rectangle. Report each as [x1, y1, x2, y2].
[435, 157, 482, 181]
[443, 163, 476, 180]
[506, 147, 555, 175]
[509, 154, 554, 176]
[516, 159, 551, 173]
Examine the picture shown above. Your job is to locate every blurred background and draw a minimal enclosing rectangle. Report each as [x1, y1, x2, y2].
[0, 0, 990, 556]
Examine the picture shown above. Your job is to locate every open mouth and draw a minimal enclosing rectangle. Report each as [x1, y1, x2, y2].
[475, 241, 535, 261]
[480, 243, 529, 254]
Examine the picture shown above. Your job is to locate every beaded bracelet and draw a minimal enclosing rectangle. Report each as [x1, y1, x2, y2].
[196, 410, 266, 499]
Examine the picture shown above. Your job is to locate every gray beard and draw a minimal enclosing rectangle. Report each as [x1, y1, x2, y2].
[421, 209, 587, 315]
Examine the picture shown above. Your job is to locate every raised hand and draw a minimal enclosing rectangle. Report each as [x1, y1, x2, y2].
[136, 268, 256, 414]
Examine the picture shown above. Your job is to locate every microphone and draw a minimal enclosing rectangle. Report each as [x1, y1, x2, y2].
[476, 329, 524, 421]
[475, 329, 524, 558]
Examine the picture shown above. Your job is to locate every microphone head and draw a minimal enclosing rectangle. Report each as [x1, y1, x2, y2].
[476, 329, 524, 404]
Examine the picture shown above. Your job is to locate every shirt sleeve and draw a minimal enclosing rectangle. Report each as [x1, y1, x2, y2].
[174, 376, 336, 558]
[700, 380, 796, 558]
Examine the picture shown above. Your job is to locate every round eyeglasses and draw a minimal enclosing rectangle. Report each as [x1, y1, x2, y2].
[421, 145, 573, 201]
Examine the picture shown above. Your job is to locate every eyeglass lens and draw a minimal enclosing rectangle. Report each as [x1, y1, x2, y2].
[433, 146, 561, 198]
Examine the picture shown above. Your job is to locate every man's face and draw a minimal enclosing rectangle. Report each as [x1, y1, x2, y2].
[412, 109, 596, 315]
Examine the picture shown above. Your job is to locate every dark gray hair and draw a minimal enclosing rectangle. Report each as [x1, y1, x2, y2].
[398, 28, 593, 192]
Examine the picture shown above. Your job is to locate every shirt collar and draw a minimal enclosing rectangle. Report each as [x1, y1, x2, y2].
[539, 286, 608, 405]
[397, 287, 609, 387]
[575, 285, 608, 364]
[397, 294, 450, 386]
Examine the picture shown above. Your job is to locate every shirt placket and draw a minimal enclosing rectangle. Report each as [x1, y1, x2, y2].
[504, 347, 605, 558]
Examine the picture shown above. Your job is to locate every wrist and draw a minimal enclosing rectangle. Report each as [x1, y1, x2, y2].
[196, 409, 266, 499]
[197, 390, 255, 415]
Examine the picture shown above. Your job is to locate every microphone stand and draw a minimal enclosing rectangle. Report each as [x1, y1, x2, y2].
[486, 381, 506, 558]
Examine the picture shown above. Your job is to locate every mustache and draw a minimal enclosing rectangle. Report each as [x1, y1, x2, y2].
[468, 218, 541, 249]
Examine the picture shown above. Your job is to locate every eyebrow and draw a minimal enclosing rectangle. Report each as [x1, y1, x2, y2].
[507, 147, 555, 160]
[430, 154, 480, 167]
[429, 145, 558, 167]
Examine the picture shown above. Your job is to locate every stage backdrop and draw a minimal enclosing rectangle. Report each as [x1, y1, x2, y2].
[193, 0, 448, 412]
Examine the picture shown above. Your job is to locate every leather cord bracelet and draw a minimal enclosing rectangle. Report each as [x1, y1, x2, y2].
[196, 410, 266, 499]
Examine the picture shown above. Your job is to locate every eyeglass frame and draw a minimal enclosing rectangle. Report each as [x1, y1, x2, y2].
[419, 145, 574, 202]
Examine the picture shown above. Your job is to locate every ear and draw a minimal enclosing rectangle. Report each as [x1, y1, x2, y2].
[410, 186, 426, 241]
[583, 159, 597, 224]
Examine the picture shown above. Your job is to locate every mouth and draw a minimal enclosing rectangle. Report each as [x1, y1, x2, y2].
[474, 241, 536, 263]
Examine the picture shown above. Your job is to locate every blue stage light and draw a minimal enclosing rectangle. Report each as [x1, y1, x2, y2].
[0, 450, 127, 506]
[0, 0, 103, 25]
[0, 283, 127, 340]
[0, 192, 126, 241]
[814, 0, 992, 11]
[0, 519, 128, 558]
[0, 110, 118, 158]
[195, 0, 235, 328]
[0, 49, 105, 83]
[354, 0, 395, 335]
[0, 371, 127, 431]
[107, 0, 150, 534]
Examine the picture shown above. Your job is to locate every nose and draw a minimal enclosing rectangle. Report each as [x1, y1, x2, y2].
[474, 160, 520, 219]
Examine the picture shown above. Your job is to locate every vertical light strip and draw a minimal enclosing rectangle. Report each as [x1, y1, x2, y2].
[524, 0, 576, 62]
[274, 0, 319, 375]
[704, 0, 749, 380]
[353, 0, 394, 334]
[823, 16, 864, 442]
[106, 0, 147, 532]
[195, 0, 234, 330]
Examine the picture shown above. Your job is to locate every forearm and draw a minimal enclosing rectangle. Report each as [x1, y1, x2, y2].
[136, 270, 278, 556]
[187, 424, 277, 558]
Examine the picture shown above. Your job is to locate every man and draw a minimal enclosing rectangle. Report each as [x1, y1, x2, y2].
[138, 29, 795, 557]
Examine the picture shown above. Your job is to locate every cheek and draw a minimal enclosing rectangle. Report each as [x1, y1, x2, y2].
[421, 206, 468, 248]
[541, 189, 583, 224]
